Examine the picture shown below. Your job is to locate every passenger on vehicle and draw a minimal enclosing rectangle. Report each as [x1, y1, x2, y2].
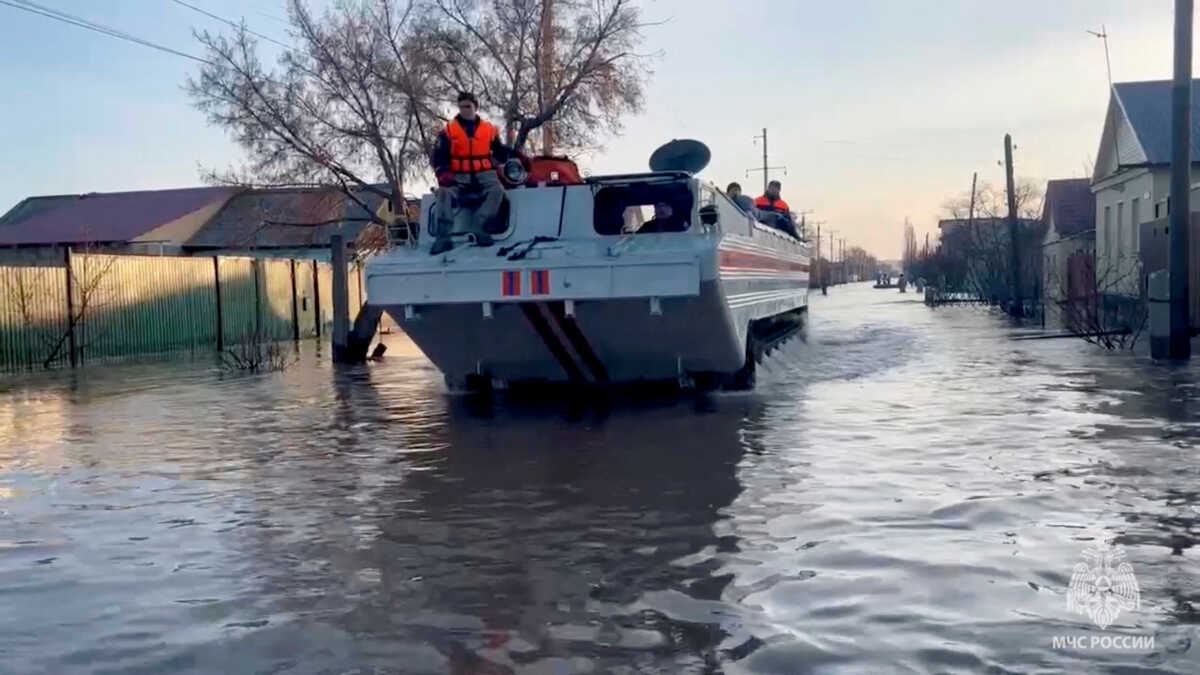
[639, 202, 677, 233]
[754, 180, 799, 237]
[754, 180, 791, 217]
[726, 182, 755, 212]
[429, 91, 513, 255]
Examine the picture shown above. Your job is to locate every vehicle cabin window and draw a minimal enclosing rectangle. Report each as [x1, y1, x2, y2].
[593, 182, 693, 235]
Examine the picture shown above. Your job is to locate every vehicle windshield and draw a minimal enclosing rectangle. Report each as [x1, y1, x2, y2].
[593, 180, 693, 235]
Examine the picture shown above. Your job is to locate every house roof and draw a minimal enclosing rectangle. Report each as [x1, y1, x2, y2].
[1111, 79, 1200, 165]
[1041, 178, 1095, 237]
[184, 187, 385, 249]
[0, 187, 237, 246]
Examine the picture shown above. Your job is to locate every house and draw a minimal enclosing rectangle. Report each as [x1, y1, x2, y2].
[0, 185, 397, 371]
[181, 186, 387, 259]
[1092, 79, 1200, 292]
[937, 217, 1045, 307]
[0, 187, 238, 263]
[1040, 178, 1096, 328]
[0, 185, 387, 264]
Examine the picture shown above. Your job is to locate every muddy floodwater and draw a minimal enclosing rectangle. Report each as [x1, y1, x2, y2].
[1, 283, 1199, 673]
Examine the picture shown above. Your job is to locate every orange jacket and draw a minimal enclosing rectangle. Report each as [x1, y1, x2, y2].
[446, 118, 499, 173]
[754, 195, 790, 213]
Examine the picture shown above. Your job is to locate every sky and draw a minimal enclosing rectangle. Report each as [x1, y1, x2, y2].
[0, 0, 1192, 258]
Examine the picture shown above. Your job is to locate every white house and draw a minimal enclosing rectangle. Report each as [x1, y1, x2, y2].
[1092, 79, 1200, 292]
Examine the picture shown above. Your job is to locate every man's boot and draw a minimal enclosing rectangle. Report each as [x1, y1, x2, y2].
[430, 236, 453, 255]
[473, 231, 494, 247]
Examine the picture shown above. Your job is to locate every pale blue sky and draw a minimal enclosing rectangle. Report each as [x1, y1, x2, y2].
[0, 0, 1187, 256]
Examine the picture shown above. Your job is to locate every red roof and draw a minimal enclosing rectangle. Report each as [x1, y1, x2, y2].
[0, 187, 237, 245]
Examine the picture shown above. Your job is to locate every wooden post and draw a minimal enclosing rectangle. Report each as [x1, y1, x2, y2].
[63, 246, 77, 367]
[331, 235, 350, 361]
[289, 259, 300, 341]
[212, 256, 223, 351]
[312, 259, 321, 338]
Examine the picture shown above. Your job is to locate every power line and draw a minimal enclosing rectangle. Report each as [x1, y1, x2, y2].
[169, 0, 289, 48]
[1, 0, 211, 64]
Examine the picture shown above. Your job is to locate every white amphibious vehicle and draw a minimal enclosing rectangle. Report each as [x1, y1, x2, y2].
[365, 140, 810, 391]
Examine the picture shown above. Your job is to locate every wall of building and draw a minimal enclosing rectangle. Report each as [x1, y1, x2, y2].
[1097, 168, 1200, 293]
[1095, 170, 1155, 295]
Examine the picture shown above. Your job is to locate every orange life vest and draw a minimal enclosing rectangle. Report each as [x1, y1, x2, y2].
[754, 195, 790, 213]
[447, 118, 498, 173]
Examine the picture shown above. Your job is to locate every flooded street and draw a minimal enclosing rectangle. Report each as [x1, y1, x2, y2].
[2, 283, 1199, 673]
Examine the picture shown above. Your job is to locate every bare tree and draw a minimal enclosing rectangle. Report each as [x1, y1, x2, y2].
[902, 220, 917, 274]
[422, 0, 652, 154]
[845, 245, 879, 281]
[220, 331, 296, 373]
[34, 244, 119, 369]
[186, 0, 442, 231]
[941, 178, 1043, 221]
[935, 179, 1046, 309]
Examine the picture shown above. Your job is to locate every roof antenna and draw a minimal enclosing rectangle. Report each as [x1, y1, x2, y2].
[1087, 25, 1113, 91]
[1088, 25, 1117, 173]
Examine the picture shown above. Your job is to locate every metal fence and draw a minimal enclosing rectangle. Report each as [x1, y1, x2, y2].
[0, 252, 367, 373]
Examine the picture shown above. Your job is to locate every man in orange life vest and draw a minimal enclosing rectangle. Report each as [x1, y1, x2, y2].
[754, 180, 798, 237]
[429, 91, 513, 255]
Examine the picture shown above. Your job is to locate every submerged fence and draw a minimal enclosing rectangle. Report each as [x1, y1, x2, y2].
[0, 253, 367, 373]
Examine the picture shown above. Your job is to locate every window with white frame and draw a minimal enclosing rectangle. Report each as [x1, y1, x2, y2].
[1131, 197, 1140, 251]
[1117, 201, 1125, 261]
[1104, 205, 1112, 264]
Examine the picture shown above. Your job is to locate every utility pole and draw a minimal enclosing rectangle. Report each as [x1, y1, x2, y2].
[794, 209, 814, 239]
[827, 229, 838, 285]
[747, 128, 787, 193]
[1170, 0, 1193, 358]
[812, 221, 827, 292]
[967, 171, 977, 226]
[540, 0, 555, 154]
[1004, 134, 1020, 315]
[758, 127, 767, 193]
[840, 238, 846, 284]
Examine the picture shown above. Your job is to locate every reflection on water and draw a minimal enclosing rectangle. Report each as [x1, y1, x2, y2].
[1, 285, 1199, 673]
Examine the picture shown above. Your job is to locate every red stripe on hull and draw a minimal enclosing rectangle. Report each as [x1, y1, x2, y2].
[719, 250, 809, 272]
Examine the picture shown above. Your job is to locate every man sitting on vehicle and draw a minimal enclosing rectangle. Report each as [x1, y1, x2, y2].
[726, 182, 755, 213]
[429, 91, 513, 255]
[754, 180, 798, 237]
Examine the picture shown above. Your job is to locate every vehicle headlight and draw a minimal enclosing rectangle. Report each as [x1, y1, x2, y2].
[502, 159, 528, 185]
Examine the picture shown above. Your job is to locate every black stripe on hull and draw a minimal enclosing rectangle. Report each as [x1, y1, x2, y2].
[547, 301, 610, 383]
[519, 302, 585, 382]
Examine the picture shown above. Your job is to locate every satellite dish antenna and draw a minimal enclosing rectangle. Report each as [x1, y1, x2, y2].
[649, 139, 711, 174]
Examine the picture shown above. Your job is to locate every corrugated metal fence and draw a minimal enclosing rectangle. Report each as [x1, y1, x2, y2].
[0, 253, 367, 373]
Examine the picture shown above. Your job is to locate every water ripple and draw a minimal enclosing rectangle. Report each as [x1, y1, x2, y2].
[0, 286, 1198, 672]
